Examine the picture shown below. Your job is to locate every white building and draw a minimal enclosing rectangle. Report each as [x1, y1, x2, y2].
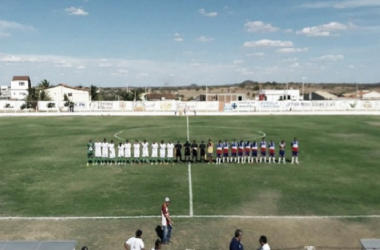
[45, 84, 90, 102]
[0, 85, 11, 99]
[11, 76, 31, 100]
[258, 89, 300, 101]
[362, 91, 380, 100]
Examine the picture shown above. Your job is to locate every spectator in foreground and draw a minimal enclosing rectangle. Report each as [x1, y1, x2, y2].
[161, 197, 174, 244]
[151, 239, 162, 250]
[229, 229, 244, 250]
[124, 229, 145, 250]
[259, 235, 270, 250]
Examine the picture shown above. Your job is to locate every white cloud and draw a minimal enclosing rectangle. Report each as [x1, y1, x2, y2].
[0, 20, 35, 37]
[173, 33, 183, 42]
[243, 39, 293, 48]
[99, 62, 112, 68]
[312, 54, 345, 61]
[190, 62, 201, 67]
[2, 51, 374, 86]
[136, 73, 148, 78]
[244, 21, 279, 33]
[0, 20, 25, 29]
[296, 22, 348, 36]
[54, 61, 73, 68]
[233, 60, 244, 64]
[277, 48, 308, 53]
[0, 31, 10, 37]
[301, 0, 380, 9]
[199, 8, 218, 17]
[282, 57, 298, 62]
[195, 36, 214, 42]
[65, 7, 89, 16]
[284, 29, 293, 34]
[77, 65, 85, 69]
[290, 62, 300, 68]
[1, 55, 46, 63]
[246, 52, 265, 57]
[235, 68, 253, 75]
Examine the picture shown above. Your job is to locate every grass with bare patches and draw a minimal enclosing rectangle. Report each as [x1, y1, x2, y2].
[0, 115, 380, 218]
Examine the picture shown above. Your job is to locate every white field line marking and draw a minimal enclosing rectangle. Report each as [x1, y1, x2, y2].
[186, 116, 190, 142]
[186, 115, 194, 217]
[0, 215, 379, 220]
[188, 163, 194, 217]
[114, 126, 266, 141]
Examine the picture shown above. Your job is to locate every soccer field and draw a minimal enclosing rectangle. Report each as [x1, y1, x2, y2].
[1, 115, 380, 249]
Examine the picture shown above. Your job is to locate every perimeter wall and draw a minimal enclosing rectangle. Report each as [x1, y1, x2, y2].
[0, 100, 379, 112]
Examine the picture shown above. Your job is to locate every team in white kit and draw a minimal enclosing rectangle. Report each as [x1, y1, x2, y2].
[90, 138, 177, 165]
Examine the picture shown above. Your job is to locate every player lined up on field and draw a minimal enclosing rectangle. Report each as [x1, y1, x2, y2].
[86, 137, 299, 165]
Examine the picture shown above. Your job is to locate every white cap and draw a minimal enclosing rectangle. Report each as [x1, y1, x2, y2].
[165, 197, 170, 202]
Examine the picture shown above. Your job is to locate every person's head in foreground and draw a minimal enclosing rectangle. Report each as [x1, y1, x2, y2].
[235, 229, 243, 241]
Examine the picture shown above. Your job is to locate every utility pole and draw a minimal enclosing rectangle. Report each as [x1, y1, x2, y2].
[302, 77, 307, 100]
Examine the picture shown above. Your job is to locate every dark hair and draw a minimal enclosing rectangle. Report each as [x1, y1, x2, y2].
[136, 229, 143, 238]
[259, 235, 267, 244]
[81, 247, 88, 250]
[235, 229, 243, 237]
[155, 239, 162, 247]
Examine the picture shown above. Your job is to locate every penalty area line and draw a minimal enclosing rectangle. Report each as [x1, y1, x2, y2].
[0, 215, 379, 221]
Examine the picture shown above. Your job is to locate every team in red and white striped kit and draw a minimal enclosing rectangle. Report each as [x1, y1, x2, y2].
[214, 137, 299, 164]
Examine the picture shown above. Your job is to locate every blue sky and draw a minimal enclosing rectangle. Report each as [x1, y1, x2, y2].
[0, 0, 379, 87]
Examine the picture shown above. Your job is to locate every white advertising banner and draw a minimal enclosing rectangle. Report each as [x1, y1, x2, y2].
[1, 100, 380, 112]
[0, 101, 25, 111]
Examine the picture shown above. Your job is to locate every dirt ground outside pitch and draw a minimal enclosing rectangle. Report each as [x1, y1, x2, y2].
[0, 218, 379, 250]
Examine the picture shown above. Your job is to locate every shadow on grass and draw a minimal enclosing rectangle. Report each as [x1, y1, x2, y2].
[155, 225, 163, 241]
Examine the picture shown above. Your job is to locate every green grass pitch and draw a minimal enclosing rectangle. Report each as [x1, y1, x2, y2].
[0, 115, 380, 217]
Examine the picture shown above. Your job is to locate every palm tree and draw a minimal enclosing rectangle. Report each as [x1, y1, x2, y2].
[39, 90, 51, 101]
[38, 79, 50, 89]
[36, 79, 51, 101]
[90, 85, 99, 101]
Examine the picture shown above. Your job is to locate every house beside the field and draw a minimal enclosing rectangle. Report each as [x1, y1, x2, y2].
[303, 91, 338, 100]
[196, 93, 243, 102]
[257, 89, 300, 101]
[341, 90, 370, 99]
[142, 93, 177, 101]
[0, 85, 11, 100]
[45, 84, 90, 102]
[10, 76, 31, 100]
[362, 91, 380, 100]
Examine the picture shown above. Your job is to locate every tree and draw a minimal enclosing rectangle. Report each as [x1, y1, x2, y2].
[90, 85, 99, 101]
[37, 79, 51, 101]
[38, 79, 50, 89]
[22, 87, 38, 110]
[120, 88, 144, 101]
[39, 89, 51, 101]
